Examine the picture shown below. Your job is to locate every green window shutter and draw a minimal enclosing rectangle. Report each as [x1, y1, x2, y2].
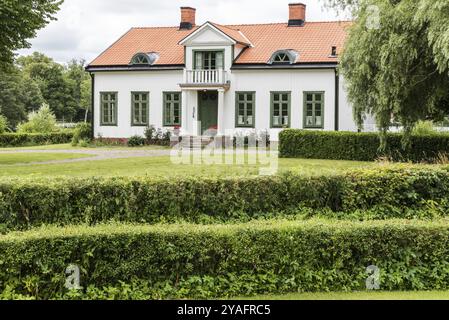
[100, 92, 118, 126]
[235, 92, 255, 128]
[163, 92, 182, 126]
[131, 92, 149, 126]
[270, 92, 290, 128]
[303, 92, 325, 129]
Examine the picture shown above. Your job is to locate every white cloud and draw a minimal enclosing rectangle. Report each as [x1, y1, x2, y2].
[17, 0, 347, 64]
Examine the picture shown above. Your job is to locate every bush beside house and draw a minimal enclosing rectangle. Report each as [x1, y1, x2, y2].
[280, 129, 449, 162]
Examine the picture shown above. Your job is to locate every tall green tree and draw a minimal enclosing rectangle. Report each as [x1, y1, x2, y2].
[0, 0, 62, 68]
[324, 0, 449, 146]
[65, 59, 91, 122]
[17, 52, 76, 121]
[0, 65, 42, 127]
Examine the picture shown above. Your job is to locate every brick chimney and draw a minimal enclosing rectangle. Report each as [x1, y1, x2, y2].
[180, 7, 196, 30]
[288, 3, 306, 27]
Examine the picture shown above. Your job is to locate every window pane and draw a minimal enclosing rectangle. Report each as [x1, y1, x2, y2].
[273, 94, 279, 101]
[315, 94, 322, 101]
[282, 94, 288, 101]
[307, 94, 313, 101]
[239, 94, 245, 101]
[246, 104, 253, 116]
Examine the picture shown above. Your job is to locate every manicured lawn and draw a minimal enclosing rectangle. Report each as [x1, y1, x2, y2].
[0, 153, 93, 165]
[0, 155, 378, 178]
[235, 291, 449, 300]
[0, 143, 169, 151]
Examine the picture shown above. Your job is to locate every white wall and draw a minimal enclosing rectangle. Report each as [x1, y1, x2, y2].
[229, 69, 340, 140]
[93, 68, 358, 140]
[94, 71, 183, 138]
[338, 75, 358, 132]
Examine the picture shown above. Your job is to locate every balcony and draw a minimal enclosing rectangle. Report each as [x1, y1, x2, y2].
[180, 69, 230, 89]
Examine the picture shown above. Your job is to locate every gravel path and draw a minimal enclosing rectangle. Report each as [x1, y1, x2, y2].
[0, 149, 172, 166]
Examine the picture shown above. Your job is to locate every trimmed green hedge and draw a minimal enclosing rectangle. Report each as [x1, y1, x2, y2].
[0, 132, 73, 147]
[279, 130, 449, 162]
[2, 220, 449, 299]
[1, 167, 449, 229]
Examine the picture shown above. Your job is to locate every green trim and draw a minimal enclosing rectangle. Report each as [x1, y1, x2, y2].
[192, 50, 225, 70]
[235, 91, 256, 128]
[162, 92, 182, 127]
[270, 91, 291, 128]
[303, 91, 325, 129]
[131, 92, 149, 127]
[100, 92, 118, 127]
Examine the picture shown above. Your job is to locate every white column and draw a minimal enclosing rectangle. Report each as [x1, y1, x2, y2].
[181, 90, 188, 135]
[217, 89, 225, 136]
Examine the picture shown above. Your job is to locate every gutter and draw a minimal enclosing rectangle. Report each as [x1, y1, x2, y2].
[85, 65, 185, 72]
[231, 62, 338, 70]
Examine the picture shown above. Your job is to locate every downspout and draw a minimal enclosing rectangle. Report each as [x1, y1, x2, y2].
[334, 68, 339, 131]
[90, 73, 95, 140]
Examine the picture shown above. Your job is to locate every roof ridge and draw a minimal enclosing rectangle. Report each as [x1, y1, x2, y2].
[226, 20, 353, 27]
[130, 20, 353, 30]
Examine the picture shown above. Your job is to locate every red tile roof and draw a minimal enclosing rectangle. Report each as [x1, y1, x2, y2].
[88, 21, 351, 67]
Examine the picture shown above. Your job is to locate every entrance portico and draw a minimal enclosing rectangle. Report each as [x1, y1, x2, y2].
[179, 70, 229, 136]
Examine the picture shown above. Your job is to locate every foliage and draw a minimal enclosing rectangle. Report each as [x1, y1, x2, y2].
[64, 59, 92, 122]
[333, 0, 449, 147]
[0, 0, 62, 69]
[0, 65, 43, 127]
[144, 125, 172, 146]
[127, 135, 146, 147]
[71, 122, 91, 146]
[17, 103, 57, 133]
[279, 129, 449, 162]
[17, 53, 78, 121]
[412, 121, 437, 135]
[2, 167, 449, 229]
[0, 114, 8, 134]
[3, 219, 449, 299]
[0, 132, 73, 147]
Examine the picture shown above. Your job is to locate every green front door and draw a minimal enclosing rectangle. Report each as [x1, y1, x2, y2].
[198, 91, 218, 136]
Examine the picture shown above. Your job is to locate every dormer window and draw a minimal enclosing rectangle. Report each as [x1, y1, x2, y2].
[130, 52, 159, 66]
[269, 50, 298, 65]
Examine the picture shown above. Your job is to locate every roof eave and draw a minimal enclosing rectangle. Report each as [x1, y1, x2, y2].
[85, 64, 185, 72]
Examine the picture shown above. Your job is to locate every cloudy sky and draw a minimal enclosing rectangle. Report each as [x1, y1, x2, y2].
[18, 0, 347, 64]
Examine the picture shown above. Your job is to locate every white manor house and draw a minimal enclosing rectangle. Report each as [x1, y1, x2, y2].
[86, 3, 362, 141]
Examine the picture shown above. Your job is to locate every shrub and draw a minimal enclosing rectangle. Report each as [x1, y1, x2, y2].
[412, 121, 437, 135]
[0, 132, 74, 148]
[17, 104, 57, 134]
[71, 123, 91, 146]
[144, 125, 173, 146]
[2, 219, 449, 299]
[0, 115, 8, 134]
[127, 135, 146, 147]
[279, 129, 449, 162]
[1, 167, 449, 230]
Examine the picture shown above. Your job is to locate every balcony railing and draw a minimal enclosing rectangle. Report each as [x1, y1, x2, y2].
[183, 69, 228, 86]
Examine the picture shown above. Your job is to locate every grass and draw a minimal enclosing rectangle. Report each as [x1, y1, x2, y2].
[235, 291, 449, 300]
[0, 152, 92, 165]
[0, 143, 169, 151]
[0, 155, 379, 178]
